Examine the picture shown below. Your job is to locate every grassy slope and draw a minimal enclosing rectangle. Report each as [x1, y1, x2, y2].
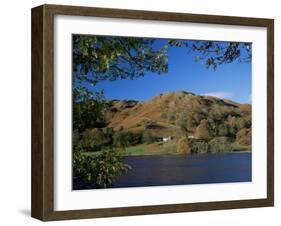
[125, 142, 176, 156]
[84, 141, 251, 157]
[84, 142, 176, 157]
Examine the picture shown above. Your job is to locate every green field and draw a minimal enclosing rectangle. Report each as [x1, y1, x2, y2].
[83, 140, 251, 157]
[84, 141, 177, 157]
[124, 142, 176, 156]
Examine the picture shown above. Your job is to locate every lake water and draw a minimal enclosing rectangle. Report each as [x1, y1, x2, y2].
[112, 152, 252, 188]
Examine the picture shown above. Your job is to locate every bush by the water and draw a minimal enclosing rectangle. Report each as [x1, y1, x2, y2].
[195, 119, 213, 140]
[208, 136, 233, 153]
[177, 136, 245, 154]
[191, 140, 209, 154]
[176, 137, 192, 154]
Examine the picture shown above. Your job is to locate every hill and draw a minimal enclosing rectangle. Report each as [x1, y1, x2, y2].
[83, 91, 251, 155]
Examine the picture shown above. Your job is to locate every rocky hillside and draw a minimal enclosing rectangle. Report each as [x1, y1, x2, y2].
[79, 91, 251, 155]
[103, 91, 251, 149]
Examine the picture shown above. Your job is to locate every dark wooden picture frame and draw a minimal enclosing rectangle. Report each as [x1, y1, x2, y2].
[31, 4, 274, 221]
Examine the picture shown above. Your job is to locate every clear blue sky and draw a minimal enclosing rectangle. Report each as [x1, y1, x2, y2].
[90, 39, 251, 104]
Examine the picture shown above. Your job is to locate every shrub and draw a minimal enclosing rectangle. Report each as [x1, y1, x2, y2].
[176, 137, 192, 154]
[73, 88, 107, 132]
[142, 131, 156, 144]
[207, 118, 217, 133]
[218, 124, 229, 136]
[228, 124, 238, 138]
[208, 137, 232, 153]
[237, 117, 251, 130]
[113, 131, 142, 148]
[191, 140, 209, 154]
[113, 132, 129, 150]
[122, 131, 142, 146]
[76, 128, 113, 152]
[195, 119, 213, 140]
[235, 128, 251, 146]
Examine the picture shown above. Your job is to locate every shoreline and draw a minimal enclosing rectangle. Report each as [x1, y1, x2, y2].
[123, 150, 251, 157]
[84, 146, 251, 157]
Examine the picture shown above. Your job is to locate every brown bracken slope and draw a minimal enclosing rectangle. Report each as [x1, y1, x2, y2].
[104, 91, 251, 144]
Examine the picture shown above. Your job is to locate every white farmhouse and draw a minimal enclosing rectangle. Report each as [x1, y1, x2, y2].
[163, 136, 173, 142]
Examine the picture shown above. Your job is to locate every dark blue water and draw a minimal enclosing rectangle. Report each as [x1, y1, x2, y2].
[112, 152, 252, 188]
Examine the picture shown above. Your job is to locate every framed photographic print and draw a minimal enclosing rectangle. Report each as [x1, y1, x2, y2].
[31, 4, 274, 221]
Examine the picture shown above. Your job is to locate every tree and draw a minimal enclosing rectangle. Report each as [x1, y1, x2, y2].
[168, 40, 251, 69]
[142, 131, 156, 144]
[73, 149, 131, 189]
[113, 132, 129, 151]
[73, 87, 108, 132]
[195, 119, 213, 140]
[235, 128, 251, 146]
[191, 140, 209, 154]
[208, 137, 232, 153]
[228, 124, 238, 138]
[73, 36, 251, 88]
[177, 108, 199, 136]
[237, 117, 251, 130]
[75, 128, 114, 153]
[206, 118, 217, 133]
[73, 35, 168, 85]
[176, 137, 192, 154]
[218, 124, 229, 136]
[178, 113, 189, 135]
